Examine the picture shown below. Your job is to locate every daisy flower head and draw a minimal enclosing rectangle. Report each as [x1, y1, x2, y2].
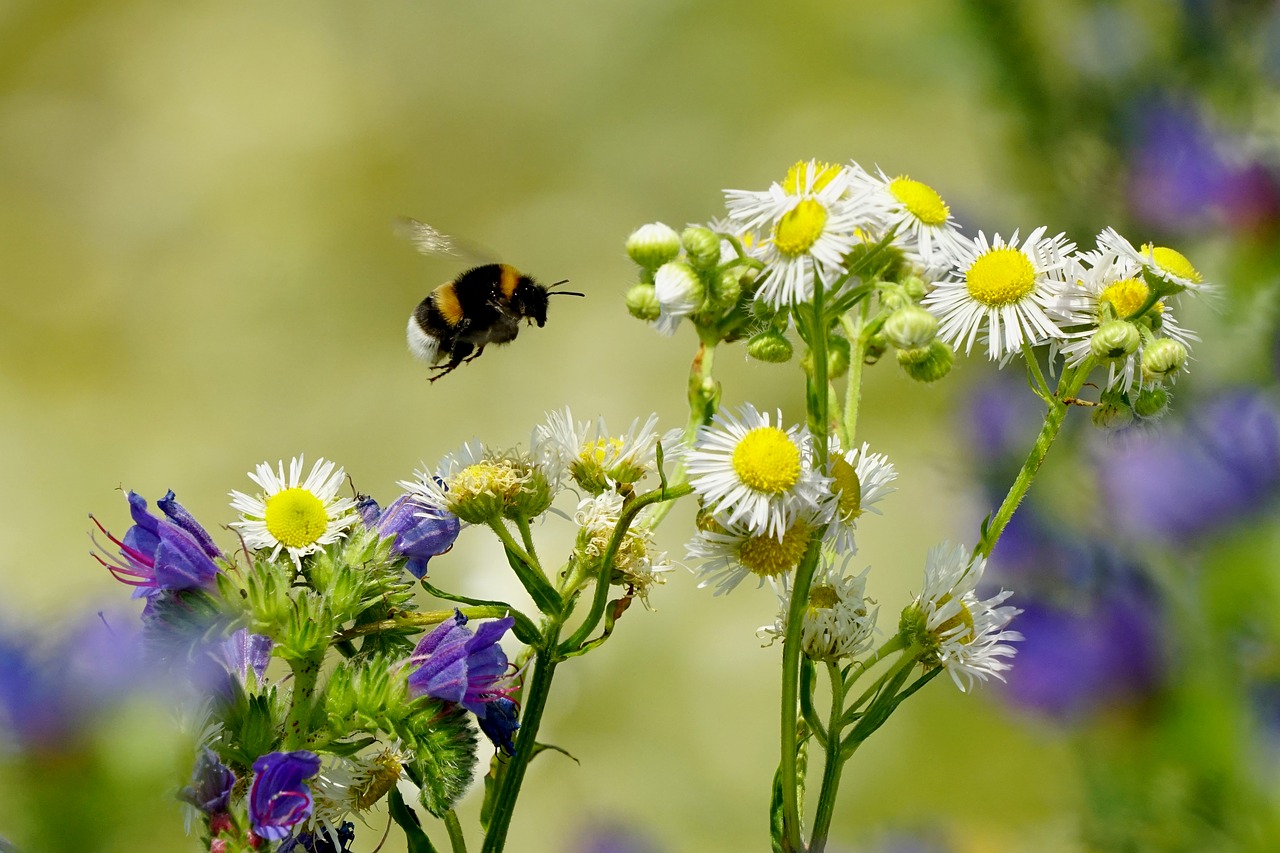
[924, 227, 1075, 361]
[684, 403, 830, 541]
[651, 260, 705, 337]
[402, 441, 554, 525]
[823, 439, 898, 554]
[229, 456, 357, 568]
[1097, 226, 1212, 296]
[903, 543, 1022, 692]
[686, 512, 818, 596]
[725, 160, 866, 308]
[760, 554, 878, 662]
[1057, 249, 1198, 394]
[305, 748, 408, 847]
[848, 162, 967, 273]
[574, 490, 673, 608]
[533, 408, 661, 495]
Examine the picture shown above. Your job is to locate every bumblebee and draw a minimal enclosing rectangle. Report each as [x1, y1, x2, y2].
[397, 218, 583, 382]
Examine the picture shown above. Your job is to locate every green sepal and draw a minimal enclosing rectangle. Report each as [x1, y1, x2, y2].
[388, 785, 439, 853]
[418, 580, 540, 646]
[217, 690, 284, 769]
[398, 700, 479, 818]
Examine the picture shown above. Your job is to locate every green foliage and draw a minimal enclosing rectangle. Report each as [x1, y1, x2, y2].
[398, 700, 480, 818]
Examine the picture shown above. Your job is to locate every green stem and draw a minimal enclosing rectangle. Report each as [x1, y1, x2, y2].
[652, 335, 721, 528]
[841, 633, 908, 696]
[282, 650, 324, 750]
[781, 282, 833, 852]
[444, 809, 468, 853]
[488, 520, 542, 576]
[808, 663, 849, 852]
[514, 515, 540, 571]
[838, 312, 866, 448]
[976, 360, 1093, 558]
[481, 622, 563, 853]
[844, 646, 918, 722]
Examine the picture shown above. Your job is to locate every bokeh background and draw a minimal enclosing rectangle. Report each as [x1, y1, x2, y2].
[3, 1, 1279, 851]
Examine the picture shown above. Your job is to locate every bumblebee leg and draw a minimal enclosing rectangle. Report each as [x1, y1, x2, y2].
[427, 341, 474, 382]
[461, 345, 486, 364]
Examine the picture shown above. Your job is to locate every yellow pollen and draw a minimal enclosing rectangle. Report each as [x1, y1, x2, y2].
[353, 750, 404, 810]
[782, 160, 841, 194]
[580, 438, 625, 466]
[732, 427, 801, 494]
[965, 247, 1036, 307]
[773, 200, 828, 257]
[1099, 277, 1150, 319]
[889, 176, 949, 226]
[452, 461, 525, 503]
[264, 488, 329, 549]
[738, 524, 812, 579]
[830, 456, 862, 520]
[934, 593, 976, 643]
[807, 583, 840, 610]
[1143, 243, 1203, 283]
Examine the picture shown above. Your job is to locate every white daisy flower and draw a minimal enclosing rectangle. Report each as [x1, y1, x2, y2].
[823, 439, 898, 554]
[533, 408, 661, 494]
[847, 162, 967, 273]
[924, 226, 1075, 361]
[1056, 249, 1199, 393]
[908, 543, 1022, 693]
[725, 160, 868, 307]
[686, 514, 818, 596]
[307, 748, 409, 847]
[574, 490, 673, 608]
[229, 456, 357, 568]
[402, 441, 553, 525]
[1096, 226, 1212, 296]
[684, 403, 831, 541]
[759, 554, 877, 662]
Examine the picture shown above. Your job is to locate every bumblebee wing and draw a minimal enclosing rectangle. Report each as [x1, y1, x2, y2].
[393, 217, 497, 264]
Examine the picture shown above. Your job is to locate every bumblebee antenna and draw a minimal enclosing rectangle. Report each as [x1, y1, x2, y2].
[547, 279, 585, 297]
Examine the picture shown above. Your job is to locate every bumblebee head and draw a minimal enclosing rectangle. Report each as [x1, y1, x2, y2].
[514, 278, 583, 327]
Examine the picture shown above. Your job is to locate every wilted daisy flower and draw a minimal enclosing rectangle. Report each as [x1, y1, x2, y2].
[534, 408, 661, 494]
[687, 513, 817, 596]
[1097, 226, 1212, 296]
[652, 261, 705, 336]
[574, 490, 673, 608]
[824, 440, 897, 554]
[306, 748, 408, 846]
[1057, 250, 1198, 393]
[760, 555, 877, 662]
[924, 227, 1074, 361]
[684, 403, 830, 541]
[403, 441, 553, 524]
[902, 543, 1022, 692]
[848, 162, 966, 272]
[726, 160, 866, 307]
[230, 457, 357, 568]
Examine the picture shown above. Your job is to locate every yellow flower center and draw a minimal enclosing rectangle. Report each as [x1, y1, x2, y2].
[1143, 243, 1203, 284]
[773, 200, 828, 258]
[580, 437, 625, 466]
[452, 460, 525, 503]
[830, 455, 862, 520]
[264, 488, 329, 549]
[807, 583, 841, 610]
[1099, 277, 1150, 319]
[965, 246, 1036, 308]
[888, 176, 949, 226]
[738, 523, 812, 579]
[933, 593, 975, 644]
[782, 160, 841, 194]
[732, 427, 801, 494]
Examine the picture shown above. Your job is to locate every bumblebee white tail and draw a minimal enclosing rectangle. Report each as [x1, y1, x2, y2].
[406, 316, 441, 363]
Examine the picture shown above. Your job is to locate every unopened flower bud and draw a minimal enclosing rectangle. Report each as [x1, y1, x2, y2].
[1092, 394, 1134, 430]
[625, 283, 661, 321]
[1090, 320, 1141, 361]
[1141, 338, 1189, 383]
[747, 329, 793, 363]
[897, 340, 953, 383]
[626, 222, 681, 270]
[1133, 385, 1170, 419]
[901, 275, 927, 301]
[681, 226, 720, 269]
[883, 305, 939, 350]
[711, 267, 743, 309]
[653, 261, 705, 336]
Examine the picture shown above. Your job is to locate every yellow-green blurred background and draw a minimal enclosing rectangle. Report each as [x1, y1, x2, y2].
[3, 2, 1277, 851]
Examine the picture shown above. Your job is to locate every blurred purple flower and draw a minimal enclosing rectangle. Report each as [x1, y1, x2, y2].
[180, 748, 236, 815]
[572, 821, 663, 853]
[90, 490, 220, 610]
[966, 378, 1045, 464]
[358, 494, 460, 579]
[249, 750, 322, 843]
[222, 628, 273, 684]
[1097, 389, 1280, 542]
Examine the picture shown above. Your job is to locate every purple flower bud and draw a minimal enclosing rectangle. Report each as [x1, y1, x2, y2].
[180, 748, 236, 815]
[407, 610, 514, 718]
[223, 628, 273, 684]
[478, 696, 520, 755]
[360, 494, 461, 579]
[157, 490, 222, 560]
[91, 491, 220, 602]
[249, 750, 322, 842]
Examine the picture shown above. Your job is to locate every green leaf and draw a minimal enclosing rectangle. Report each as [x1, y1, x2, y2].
[502, 545, 563, 616]
[480, 754, 505, 832]
[769, 764, 786, 853]
[530, 742, 579, 765]
[418, 580, 541, 646]
[388, 785, 438, 853]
